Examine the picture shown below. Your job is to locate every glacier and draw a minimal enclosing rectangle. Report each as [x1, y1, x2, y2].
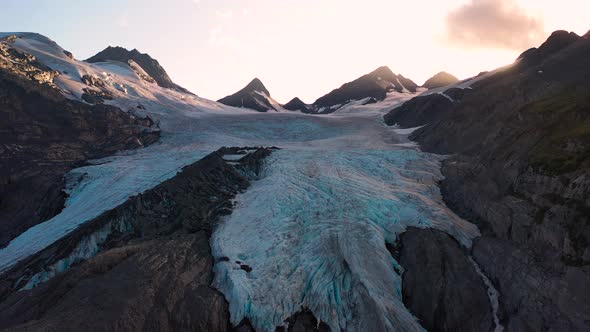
[211, 135, 479, 332]
[0, 33, 482, 331]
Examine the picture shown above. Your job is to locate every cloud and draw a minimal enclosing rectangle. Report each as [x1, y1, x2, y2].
[444, 0, 544, 50]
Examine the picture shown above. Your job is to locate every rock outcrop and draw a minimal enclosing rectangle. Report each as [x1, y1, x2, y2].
[218, 78, 281, 112]
[422, 71, 459, 89]
[394, 228, 494, 332]
[0, 147, 274, 331]
[86, 46, 192, 94]
[0, 39, 160, 248]
[384, 88, 467, 127]
[312, 66, 417, 113]
[232, 309, 329, 332]
[0, 35, 59, 87]
[385, 30, 590, 331]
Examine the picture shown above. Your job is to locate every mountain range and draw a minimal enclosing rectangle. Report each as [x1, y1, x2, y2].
[0, 28, 588, 332]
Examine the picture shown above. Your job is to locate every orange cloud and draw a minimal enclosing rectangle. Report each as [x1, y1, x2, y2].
[445, 0, 545, 50]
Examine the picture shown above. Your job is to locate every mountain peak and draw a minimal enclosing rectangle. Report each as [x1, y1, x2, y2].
[244, 78, 270, 96]
[517, 30, 581, 66]
[85, 46, 192, 94]
[311, 67, 418, 112]
[367, 66, 397, 82]
[423, 71, 459, 89]
[217, 78, 279, 112]
[283, 97, 311, 113]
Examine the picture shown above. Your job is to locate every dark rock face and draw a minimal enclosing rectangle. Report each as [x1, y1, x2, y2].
[312, 66, 417, 113]
[283, 97, 312, 113]
[0, 61, 159, 248]
[283, 309, 330, 332]
[85, 46, 192, 94]
[0, 37, 58, 86]
[386, 30, 590, 331]
[0, 234, 229, 332]
[233, 309, 329, 332]
[473, 237, 590, 331]
[384, 92, 454, 127]
[395, 228, 494, 332]
[422, 71, 459, 89]
[0, 147, 274, 331]
[218, 78, 278, 112]
[517, 30, 580, 67]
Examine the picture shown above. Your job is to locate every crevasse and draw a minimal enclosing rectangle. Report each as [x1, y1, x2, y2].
[212, 147, 479, 331]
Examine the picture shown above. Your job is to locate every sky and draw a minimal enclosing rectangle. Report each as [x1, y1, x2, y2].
[0, 0, 588, 103]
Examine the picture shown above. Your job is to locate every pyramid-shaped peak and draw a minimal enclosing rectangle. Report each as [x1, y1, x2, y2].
[369, 66, 396, 80]
[244, 78, 270, 96]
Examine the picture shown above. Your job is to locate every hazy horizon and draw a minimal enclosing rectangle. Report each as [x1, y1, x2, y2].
[1, 0, 588, 102]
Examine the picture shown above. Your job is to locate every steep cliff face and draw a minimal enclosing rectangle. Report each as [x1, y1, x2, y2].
[385, 30, 590, 331]
[0, 148, 273, 331]
[0, 37, 160, 248]
[394, 228, 494, 332]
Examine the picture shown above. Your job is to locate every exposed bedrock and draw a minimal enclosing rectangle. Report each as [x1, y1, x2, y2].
[0, 37, 160, 248]
[0, 71, 159, 248]
[394, 228, 494, 332]
[385, 30, 590, 331]
[0, 147, 274, 332]
[232, 309, 330, 332]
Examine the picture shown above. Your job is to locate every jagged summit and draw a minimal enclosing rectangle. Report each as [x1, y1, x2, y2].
[311, 66, 418, 113]
[217, 78, 282, 112]
[283, 97, 311, 113]
[422, 71, 459, 89]
[86, 46, 192, 94]
[517, 30, 580, 66]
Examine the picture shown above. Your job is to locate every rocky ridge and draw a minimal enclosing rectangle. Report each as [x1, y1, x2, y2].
[311, 66, 418, 113]
[0, 36, 160, 248]
[0, 147, 273, 331]
[385, 30, 590, 331]
[86, 46, 192, 94]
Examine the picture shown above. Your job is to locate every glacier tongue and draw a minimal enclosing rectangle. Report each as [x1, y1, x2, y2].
[212, 147, 479, 331]
[0, 33, 482, 331]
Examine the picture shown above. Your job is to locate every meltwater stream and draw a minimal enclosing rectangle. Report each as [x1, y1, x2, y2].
[0, 107, 480, 331]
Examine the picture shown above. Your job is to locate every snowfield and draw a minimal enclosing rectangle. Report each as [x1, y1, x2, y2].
[0, 33, 481, 331]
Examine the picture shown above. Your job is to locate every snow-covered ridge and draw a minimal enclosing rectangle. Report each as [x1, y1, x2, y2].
[0, 32, 248, 120]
